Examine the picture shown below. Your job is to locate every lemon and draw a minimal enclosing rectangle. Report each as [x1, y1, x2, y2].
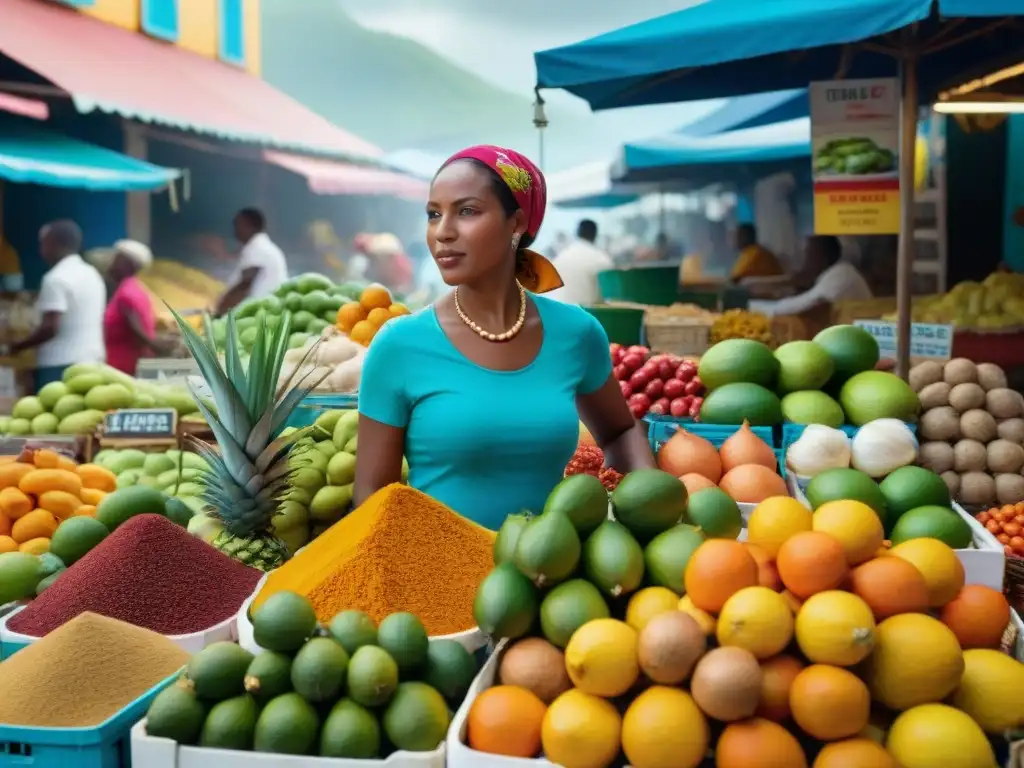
[564, 618, 639, 698]
[747, 497, 813, 558]
[886, 704, 995, 768]
[795, 591, 875, 667]
[952, 648, 1024, 734]
[889, 538, 964, 607]
[542, 688, 622, 768]
[622, 686, 709, 768]
[866, 613, 964, 711]
[625, 587, 678, 632]
[812, 500, 884, 565]
[716, 586, 794, 659]
[677, 595, 716, 635]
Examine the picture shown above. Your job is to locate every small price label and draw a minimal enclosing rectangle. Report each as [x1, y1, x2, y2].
[104, 408, 178, 439]
[853, 320, 953, 362]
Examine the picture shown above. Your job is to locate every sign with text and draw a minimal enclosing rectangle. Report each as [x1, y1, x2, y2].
[810, 78, 900, 235]
[103, 409, 178, 439]
[854, 320, 953, 364]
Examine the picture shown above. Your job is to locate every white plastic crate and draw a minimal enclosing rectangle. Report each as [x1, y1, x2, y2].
[131, 720, 445, 768]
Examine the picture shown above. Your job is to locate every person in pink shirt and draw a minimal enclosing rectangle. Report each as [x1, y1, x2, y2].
[103, 240, 167, 375]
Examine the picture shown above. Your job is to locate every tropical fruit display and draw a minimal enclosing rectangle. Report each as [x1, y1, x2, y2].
[463, 484, 1024, 767]
[610, 344, 707, 419]
[91, 447, 208, 512]
[145, 591, 476, 757]
[890, 270, 1024, 331]
[335, 282, 411, 347]
[911, 357, 1024, 507]
[277, 325, 366, 394]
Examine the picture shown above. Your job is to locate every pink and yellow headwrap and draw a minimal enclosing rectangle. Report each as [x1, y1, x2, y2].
[441, 145, 563, 293]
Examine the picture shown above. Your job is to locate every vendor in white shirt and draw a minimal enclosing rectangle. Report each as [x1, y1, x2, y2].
[215, 208, 288, 316]
[749, 235, 873, 317]
[547, 219, 614, 305]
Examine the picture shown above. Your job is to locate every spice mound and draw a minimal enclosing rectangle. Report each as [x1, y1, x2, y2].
[9, 514, 262, 637]
[253, 484, 495, 635]
[0, 612, 189, 727]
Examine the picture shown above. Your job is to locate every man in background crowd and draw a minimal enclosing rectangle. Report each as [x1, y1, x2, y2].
[0, 220, 107, 389]
[548, 219, 614, 306]
[215, 207, 288, 316]
[730, 223, 785, 282]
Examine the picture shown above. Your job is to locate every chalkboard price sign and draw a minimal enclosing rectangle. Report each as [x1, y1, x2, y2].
[103, 408, 178, 439]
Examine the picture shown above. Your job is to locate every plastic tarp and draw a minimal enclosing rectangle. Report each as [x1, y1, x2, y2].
[534, 0, 1024, 110]
[679, 89, 808, 137]
[263, 151, 428, 200]
[0, 117, 179, 191]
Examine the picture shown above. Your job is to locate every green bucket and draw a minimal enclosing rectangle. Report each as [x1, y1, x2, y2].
[598, 267, 679, 306]
[583, 306, 645, 346]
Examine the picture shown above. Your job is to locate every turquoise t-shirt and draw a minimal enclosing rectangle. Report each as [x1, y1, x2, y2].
[358, 294, 612, 530]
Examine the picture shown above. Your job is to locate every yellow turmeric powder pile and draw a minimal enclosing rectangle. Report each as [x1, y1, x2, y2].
[255, 484, 495, 635]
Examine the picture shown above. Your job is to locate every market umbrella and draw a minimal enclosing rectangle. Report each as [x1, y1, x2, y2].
[534, 0, 1024, 375]
[678, 89, 809, 137]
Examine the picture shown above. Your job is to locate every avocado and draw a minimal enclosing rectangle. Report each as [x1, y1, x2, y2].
[513, 510, 581, 587]
[163, 498, 196, 528]
[346, 645, 399, 707]
[699, 382, 784, 427]
[291, 637, 349, 702]
[685, 487, 743, 539]
[493, 512, 531, 566]
[328, 610, 378, 654]
[96, 485, 167, 530]
[698, 338, 779, 390]
[890, 505, 972, 549]
[185, 642, 255, 700]
[644, 524, 706, 594]
[35, 570, 63, 596]
[320, 699, 381, 758]
[611, 469, 688, 542]
[473, 562, 539, 640]
[200, 695, 259, 750]
[422, 639, 477, 704]
[145, 680, 207, 745]
[252, 591, 318, 652]
[544, 474, 609, 536]
[254, 693, 320, 755]
[539, 579, 610, 648]
[243, 651, 293, 703]
[382, 683, 450, 753]
[376, 612, 428, 676]
[582, 520, 645, 598]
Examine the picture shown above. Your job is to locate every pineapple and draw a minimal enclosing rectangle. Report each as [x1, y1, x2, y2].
[173, 308, 325, 571]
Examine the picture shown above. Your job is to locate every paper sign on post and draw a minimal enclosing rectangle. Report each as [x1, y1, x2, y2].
[853, 320, 953, 365]
[103, 408, 178, 439]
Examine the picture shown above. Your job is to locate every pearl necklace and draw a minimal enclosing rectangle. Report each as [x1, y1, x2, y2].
[454, 283, 527, 342]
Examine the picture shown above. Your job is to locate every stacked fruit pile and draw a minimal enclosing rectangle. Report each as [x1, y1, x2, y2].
[145, 591, 476, 758]
[335, 284, 411, 347]
[974, 502, 1024, 559]
[91, 448, 207, 509]
[891, 271, 1024, 331]
[610, 344, 706, 419]
[912, 357, 1024, 507]
[698, 327, 919, 428]
[465, 486, 1024, 767]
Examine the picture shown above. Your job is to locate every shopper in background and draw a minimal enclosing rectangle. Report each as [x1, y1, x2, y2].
[103, 240, 172, 375]
[548, 219, 615, 305]
[214, 207, 288, 315]
[730, 223, 785, 281]
[0, 220, 107, 389]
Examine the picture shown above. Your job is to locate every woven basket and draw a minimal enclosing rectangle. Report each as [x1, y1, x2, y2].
[1007, 556, 1024, 614]
[645, 315, 713, 357]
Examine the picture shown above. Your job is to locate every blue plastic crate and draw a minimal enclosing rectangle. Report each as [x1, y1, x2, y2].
[0, 672, 179, 768]
[0, 637, 29, 660]
[284, 393, 358, 431]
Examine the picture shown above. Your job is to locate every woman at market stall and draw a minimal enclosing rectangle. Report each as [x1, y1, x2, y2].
[103, 239, 171, 375]
[355, 145, 656, 530]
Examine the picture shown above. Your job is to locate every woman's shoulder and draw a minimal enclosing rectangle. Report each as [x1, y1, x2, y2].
[532, 293, 602, 334]
[365, 307, 437, 352]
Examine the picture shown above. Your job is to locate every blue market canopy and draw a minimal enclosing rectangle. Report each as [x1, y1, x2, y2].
[0, 117, 179, 191]
[679, 90, 808, 137]
[534, 0, 1024, 110]
[548, 161, 661, 209]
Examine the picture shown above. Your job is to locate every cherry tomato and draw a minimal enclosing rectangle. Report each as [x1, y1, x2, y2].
[1003, 521, 1022, 537]
[999, 510, 1016, 522]
[986, 520, 1002, 534]
[1006, 545, 1015, 557]
[977, 512, 991, 524]
[998, 533, 1011, 545]
[1015, 514, 1024, 526]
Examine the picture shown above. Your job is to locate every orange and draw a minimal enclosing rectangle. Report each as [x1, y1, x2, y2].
[389, 303, 410, 317]
[467, 685, 546, 757]
[746, 496, 813, 558]
[756, 654, 804, 722]
[366, 307, 393, 328]
[359, 285, 392, 311]
[849, 556, 929, 620]
[716, 718, 808, 768]
[348, 320, 376, 346]
[813, 738, 898, 768]
[939, 584, 1011, 649]
[745, 542, 782, 591]
[684, 539, 759, 614]
[789, 665, 870, 741]
[0, 535, 17, 554]
[336, 302, 367, 332]
[777, 531, 849, 599]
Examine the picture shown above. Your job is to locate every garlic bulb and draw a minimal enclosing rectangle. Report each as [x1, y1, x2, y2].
[850, 418, 919, 478]
[786, 425, 851, 477]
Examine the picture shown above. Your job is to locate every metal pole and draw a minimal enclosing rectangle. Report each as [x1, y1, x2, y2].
[895, 53, 919, 380]
[533, 91, 549, 170]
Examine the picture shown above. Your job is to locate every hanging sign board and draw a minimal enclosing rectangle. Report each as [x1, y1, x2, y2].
[854, 320, 953, 365]
[102, 408, 178, 440]
[810, 78, 901, 235]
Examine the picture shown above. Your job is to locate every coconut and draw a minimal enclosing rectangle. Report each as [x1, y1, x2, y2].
[953, 439, 988, 473]
[943, 358, 978, 386]
[918, 382, 951, 411]
[909, 361, 944, 393]
[918, 442, 955, 474]
[959, 472, 996, 506]
[920, 407, 960, 442]
[987, 439, 1024, 474]
[497, 637, 572, 704]
[941, 471, 961, 498]
[976, 363, 1008, 392]
[995, 474, 1024, 506]
[986, 389, 1024, 420]
[997, 418, 1024, 445]
[948, 383, 986, 414]
[961, 410, 998, 443]
[637, 611, 707, 685]
[690, 646, 762, 722]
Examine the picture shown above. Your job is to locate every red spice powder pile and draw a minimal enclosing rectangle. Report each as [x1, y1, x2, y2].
[9, 514, 262, 637]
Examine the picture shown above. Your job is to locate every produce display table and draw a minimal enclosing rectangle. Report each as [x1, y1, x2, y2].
[0, 434, 94, 462]
[952, 329, 1024, 369]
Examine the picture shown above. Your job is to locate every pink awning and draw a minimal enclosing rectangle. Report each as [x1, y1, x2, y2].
[264, 150, 428, 200]
[0, 92, 48, 121]
[0, 0, 382, 161]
